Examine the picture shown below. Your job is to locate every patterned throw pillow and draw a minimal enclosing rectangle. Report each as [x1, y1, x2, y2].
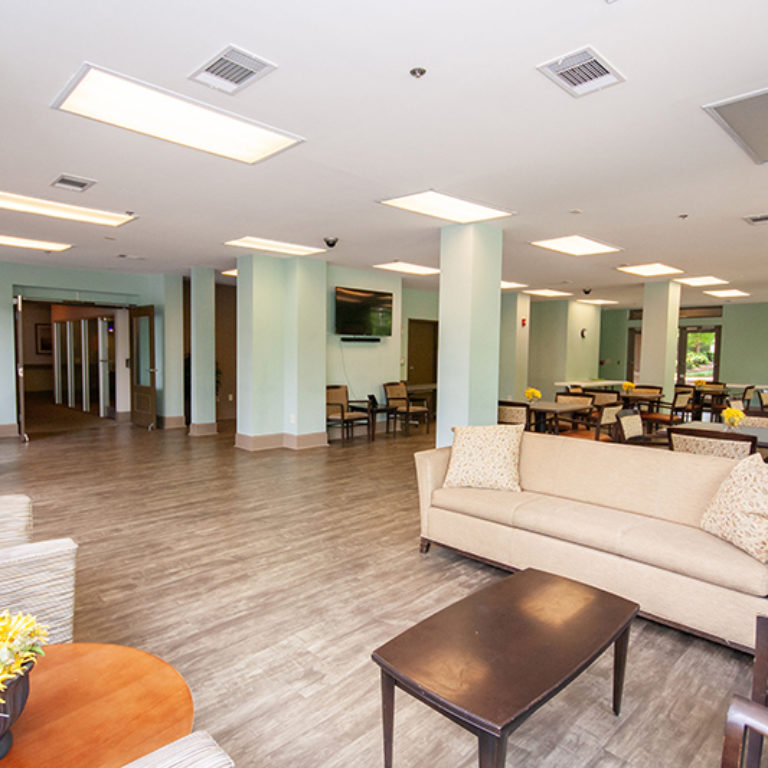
[701, 453, 768, 562]
[443, 425, 524, 491]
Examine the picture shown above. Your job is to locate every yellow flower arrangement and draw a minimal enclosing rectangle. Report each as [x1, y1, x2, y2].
[622, 381, 635, 392]
[694, 379, 707, 387]
[0, 612, 47, 700]
[722, 408, 745, 428]
[524, 387, 541, 402]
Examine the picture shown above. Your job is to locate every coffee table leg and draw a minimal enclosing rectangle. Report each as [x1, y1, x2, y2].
[612, 625, 630, 716]
[478, 732, 506, 768]
[381, 670, 395, 768]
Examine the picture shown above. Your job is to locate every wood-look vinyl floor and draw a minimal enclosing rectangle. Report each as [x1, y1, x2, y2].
[0, 421, 757, 767]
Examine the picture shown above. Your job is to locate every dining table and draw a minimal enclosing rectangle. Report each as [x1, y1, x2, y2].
[621, 391, 662, 410]
[528, 400, 588, 433]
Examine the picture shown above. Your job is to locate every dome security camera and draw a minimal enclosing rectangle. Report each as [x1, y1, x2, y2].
[582, 288, 592, 295]
[323, 237, 338, 248]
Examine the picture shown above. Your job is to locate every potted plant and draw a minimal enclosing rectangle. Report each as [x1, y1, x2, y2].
[0, 612, 47, 759]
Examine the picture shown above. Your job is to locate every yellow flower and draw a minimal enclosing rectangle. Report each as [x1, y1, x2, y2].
[622, 381, 635, 392]
[694, 379, 707, 387]
[722, 408, 745, 427]
[524, 387, 541, 401]
[0, 612, 48, 702]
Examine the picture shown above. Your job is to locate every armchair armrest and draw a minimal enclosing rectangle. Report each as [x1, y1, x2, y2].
[414, 447, 451, 538]
[121, 731, 234, 768]
[347, 400, 370, 413]
[326, 403, 344, 419]
[0, 494, 32, 547]
[0, 538, 77, 644]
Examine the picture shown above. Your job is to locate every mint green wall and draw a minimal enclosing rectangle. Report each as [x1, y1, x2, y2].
[598, 309, 629, 380]
[326, 265, 402, 403]
[400, 288, 439, 380]
[565, 301, 601, 381]
[528, 301, 568, 399]
[0, 261, 181, 428]
[499, 292, 530, 400]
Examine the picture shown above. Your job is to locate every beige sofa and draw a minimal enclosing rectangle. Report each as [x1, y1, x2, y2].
[415, 432, 768, 652]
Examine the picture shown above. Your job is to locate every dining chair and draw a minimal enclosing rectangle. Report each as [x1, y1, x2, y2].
[721, 695, 768, 768]
[326, 385, 371, 442]
[615, 409, 666, 446]
[667, 427, 757, 459]
[383, 381, 429, 436]
[497, 400, 530, 429]
[745, 615, 768, 768]
[641, 390, 691, 432]
[743, 415, 768, 428]
[553, 392, 595, 432]
[121, 730, 234, 768]
[743, 385, 757, 410]
[759, 390, 768, 413]
[0, 494, 78, 644]
[699, 382, 728, 421]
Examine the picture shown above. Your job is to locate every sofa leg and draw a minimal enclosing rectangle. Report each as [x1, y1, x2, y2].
[419, 537, 431, 554]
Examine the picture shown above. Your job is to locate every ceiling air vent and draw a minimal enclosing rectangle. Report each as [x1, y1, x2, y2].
[704, 89, 768, 164]
[190, 46, 277, 94]
[50, 174, 96, 192]
[744, 213, 768, 225]
[537, 47, 625, 98]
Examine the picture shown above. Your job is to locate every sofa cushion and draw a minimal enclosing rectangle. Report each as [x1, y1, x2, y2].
[518, 431, 736, 527]
[432, 487, 541, 526]
[701, 453, 768, 563]
[443, 425, 524, 491]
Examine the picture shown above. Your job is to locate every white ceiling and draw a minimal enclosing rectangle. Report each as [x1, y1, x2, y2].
[4, 0, 768, 308]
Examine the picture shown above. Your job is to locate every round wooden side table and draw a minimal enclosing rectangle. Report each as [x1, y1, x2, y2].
[4, 642, 194, 767]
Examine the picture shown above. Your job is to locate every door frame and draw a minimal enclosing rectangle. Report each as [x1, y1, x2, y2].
[129, 305, 157, 429]
[676, 325, 721, 384]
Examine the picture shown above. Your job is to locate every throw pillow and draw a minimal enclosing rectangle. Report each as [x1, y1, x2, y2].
[701, 453, 768, 563]
[443, 424, 524, 492]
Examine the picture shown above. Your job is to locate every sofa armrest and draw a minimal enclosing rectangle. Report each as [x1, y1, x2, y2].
[0, 494, 32, 547]
[121, 731, 234, 768]
[414, 447, 451, 538]
[0, 538, 77, 644]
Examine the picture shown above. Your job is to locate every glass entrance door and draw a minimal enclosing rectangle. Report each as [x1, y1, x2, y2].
[677, 326, 721, 383]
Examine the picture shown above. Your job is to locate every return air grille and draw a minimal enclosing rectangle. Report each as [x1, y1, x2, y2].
[50, 174, 96, 192]
[537, 47, 625, 97]
[190, 46, 277, 94]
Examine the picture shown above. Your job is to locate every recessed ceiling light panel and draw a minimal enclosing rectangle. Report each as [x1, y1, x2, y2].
[577, 299, 618, 305]
[0, 234, 71, 252]
[373, 262, 440, 276]
[53, 64, 303, 165]
[616, 263, 683, 277]
[0, 190, 134, 227]
[704, 289, 750, 298]
[221, 269, 238, 277]
[501, 281, 528, 290]
[225, 236, 325, 256]
[523, 288, 573, 297]
[674, 276, 729, 287]
[380, 190, 512, 223]
[530, 235, 621, 256]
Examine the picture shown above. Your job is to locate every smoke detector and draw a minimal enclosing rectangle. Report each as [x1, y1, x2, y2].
[190, 45, 277, 94]
[537, 47, 625, 98]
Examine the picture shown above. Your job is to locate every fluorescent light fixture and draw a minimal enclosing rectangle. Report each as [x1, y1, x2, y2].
[221, 269, 238, 277]
[0, 234, 71, 252]
[0, 190, 133, 227]
[704, 289, 750, 298]
[501, 281, 528, 290]
[380, 190, 512, 223]
[616, 263, 683, 277]
[523, 288, 573, 297]
[530, 235, 621, 256]
[53, 64, 303, 165]
[577, 299, 618, 305]
[373, 261, 440, 276]
[224, 237, 325, 256]
[674, 275, 729, 287]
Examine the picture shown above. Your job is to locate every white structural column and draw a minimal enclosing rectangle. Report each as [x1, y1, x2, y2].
[190, 267, 217, 435]
[638, 280, 681, 398]
[436, 223, 502, 447]
[499, 291, 530, 401]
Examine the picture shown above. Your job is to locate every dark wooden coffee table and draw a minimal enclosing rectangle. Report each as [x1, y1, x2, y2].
[371, 569, 638, 767]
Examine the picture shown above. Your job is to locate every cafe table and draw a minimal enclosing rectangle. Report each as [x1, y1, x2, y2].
[553, 379, 624, 389]
[5, 642, 193, 768]
[528, 400, 587, 433]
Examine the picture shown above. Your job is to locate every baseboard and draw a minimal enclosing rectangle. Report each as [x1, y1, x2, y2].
[0, 423, 18, 438]
[158, 415, 186, 430]
[189, 422, 218, 437]
[115, 411, 131, 424]
[236, 432, 328, 452]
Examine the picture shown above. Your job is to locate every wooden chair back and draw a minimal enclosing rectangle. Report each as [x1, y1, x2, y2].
[667, 427, 757, 459]
[722, 696, 768, 768]
[759, 390, 768, 412]
[743, 386, 756, 408]
[616, 409, 644, 442]
[326, 385, 349, 416]
[383, 381, 409, 408]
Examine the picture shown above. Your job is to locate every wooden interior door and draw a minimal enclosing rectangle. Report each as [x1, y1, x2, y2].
[407, 319, 438, 384]
[130, 305, 157, 429]
[14, 295, 28, 442]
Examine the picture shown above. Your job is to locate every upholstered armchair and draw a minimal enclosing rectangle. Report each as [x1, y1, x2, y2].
[326, 385, 371, 442]
[0, 494, 77, 644]
[121, 731, 234, 768]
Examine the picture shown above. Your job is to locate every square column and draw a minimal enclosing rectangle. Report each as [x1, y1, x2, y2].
[190, 267, 217, 435]
[638, 281, 681, 398]
[499, 292, 530, 400]
[436, 223, 502, 447]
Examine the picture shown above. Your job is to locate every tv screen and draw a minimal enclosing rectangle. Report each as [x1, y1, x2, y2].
[334, 286, 393, 336]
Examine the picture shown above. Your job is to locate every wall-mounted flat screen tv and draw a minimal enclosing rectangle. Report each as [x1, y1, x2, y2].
[334, 286, 393, 336]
